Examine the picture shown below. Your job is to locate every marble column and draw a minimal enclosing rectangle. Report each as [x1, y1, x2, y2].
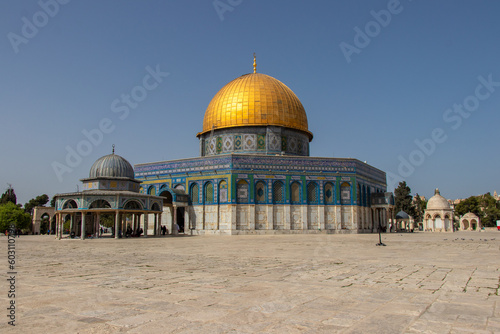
[158, 214, 162, 235]
[114, 211, 120, 239]
[81, 213, 86, 240]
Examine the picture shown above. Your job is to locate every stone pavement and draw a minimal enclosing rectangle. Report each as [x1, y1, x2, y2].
[1, 231, 499, 333]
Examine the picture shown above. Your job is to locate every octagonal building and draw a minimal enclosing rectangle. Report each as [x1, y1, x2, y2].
[135, 57, 389, 235]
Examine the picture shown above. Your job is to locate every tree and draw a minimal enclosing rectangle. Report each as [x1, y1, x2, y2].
[394, 181, 415, 217]
[24, 194, 49, 215]
[454, 196, 481, 217]
[478, 193, 500, 227]
[413, 194, 427, 223]
[0, 185, 17, 205]
[100, 214, 114, 228]
[0, 202, 31, 232]
[50, 196, 56, 208]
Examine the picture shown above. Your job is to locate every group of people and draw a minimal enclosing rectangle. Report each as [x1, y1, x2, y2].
[161, 223, 181, 235]
[111, 224, 181, 238]
[125, 225, 143, 238]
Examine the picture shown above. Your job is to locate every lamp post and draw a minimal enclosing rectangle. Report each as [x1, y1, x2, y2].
[376, 221, 386, 246]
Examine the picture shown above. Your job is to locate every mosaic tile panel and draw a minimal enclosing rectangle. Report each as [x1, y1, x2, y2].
[269, 133, 280, 151]
[234, 135, 242, 151]
[216, 137, 222, 154]
[208, 137, 216, 155]
[288, 136, 297, 153]
[222, 135, 233, 153]
[243, 134, 257, 151]
[257, 134, 266, 150]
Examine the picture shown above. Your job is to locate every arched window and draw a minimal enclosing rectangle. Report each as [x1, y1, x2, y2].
[148, 186, 156, 196]
[62, 199, 78, 209]
[218, 180, 227, 203]
[324, 182, 334, 204]
[174, 184, 185, 191]
[341, 182, 351, 205]
[89, 199, 111, 209]
[236, 179, 249, 203]
[123, 200, 142, 210]
[190, 183, 199, 204]
[307, 182, 318, 204]
[273, 181, 284, 204]
[255, 181, 266, 204]
[204, 182, 214, 204]
[291, 182, 301, 204]
[159, 190, 173, 205]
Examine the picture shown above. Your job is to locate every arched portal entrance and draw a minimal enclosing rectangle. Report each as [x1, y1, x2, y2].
[177, 207, 185, 232]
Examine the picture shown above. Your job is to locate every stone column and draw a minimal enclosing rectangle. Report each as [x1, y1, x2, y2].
[55, 213, 59, 239]
[158, 214, 162, 235]
[173, 205, 177, 233]
[153, 214, 157, 235]
[114, 211, 120, 239]
[69, 214, 74, 235]
[185, 208, 191, 235]
[96, 213, 100, 238]
[60, 214, 64, 239]
[139, 212, 148, 238]
[57, 213, 61, 240]
[81, 213, 86, 240]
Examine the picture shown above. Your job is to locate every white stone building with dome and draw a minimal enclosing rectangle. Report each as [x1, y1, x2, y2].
[423, 188, 454, 232]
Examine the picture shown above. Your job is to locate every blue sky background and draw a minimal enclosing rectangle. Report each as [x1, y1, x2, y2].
[1, 0, 499, 204]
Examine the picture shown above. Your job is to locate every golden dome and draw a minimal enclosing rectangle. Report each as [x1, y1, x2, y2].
[198, 73, 312, 140]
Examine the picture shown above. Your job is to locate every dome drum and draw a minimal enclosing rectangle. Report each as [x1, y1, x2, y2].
[82, 152, 140, 192]
[199, 126, 310, 156]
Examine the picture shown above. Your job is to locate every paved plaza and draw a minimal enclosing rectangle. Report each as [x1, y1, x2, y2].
[1, 231, 499, 333]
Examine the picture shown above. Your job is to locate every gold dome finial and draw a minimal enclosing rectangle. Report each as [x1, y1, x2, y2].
[253, 53, 256, 74]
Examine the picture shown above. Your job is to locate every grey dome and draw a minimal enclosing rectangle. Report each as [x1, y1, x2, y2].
[395, 211, 410, 220]
[89, 154, 134, 179]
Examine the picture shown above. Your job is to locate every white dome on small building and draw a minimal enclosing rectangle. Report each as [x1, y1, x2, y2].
[423, 188, 454, 233]
[426, 188, 451, 210]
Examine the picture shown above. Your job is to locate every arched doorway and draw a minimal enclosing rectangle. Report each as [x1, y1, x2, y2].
[462, 219, 470, 230]
[177, 207, 185, 233]
[471, 219, 478, 231]
[40, 213, 50, 234]
[434, 215, 442, 230]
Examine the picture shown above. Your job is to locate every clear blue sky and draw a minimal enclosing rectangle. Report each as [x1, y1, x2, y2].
[1, 0, 499, 204]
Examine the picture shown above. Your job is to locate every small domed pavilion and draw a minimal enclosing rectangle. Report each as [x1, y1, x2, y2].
[53, 148, 164, 239]
[423, 188, 454, 232]
[460, 212, 481, 231]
